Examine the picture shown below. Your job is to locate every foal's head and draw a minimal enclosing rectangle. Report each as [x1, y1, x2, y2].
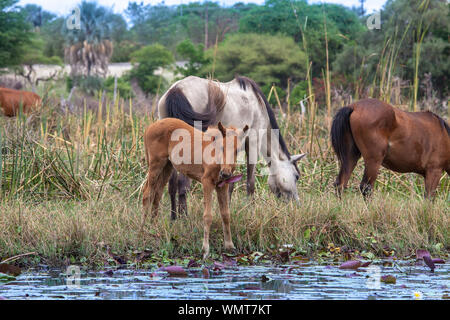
[213, 122, 249, 180]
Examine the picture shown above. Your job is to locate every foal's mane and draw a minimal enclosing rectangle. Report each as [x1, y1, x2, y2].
[234, 75, 291, 158]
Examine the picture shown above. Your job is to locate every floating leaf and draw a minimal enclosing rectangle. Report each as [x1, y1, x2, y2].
[339, 260, 362, 270]
[104, 270, 114, 277]
[423, 256, 435, 272]
[162, 266, 188, 277]
[432, 259, 445, 264]
[416, 249, 431, 260]
[380, 275, 396, 284]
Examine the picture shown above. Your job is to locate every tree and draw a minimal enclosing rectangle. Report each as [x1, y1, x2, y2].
[333, 0, 449, 96]
[239, 0, 364, 77]
[175, 39, 209, 77]
[130, 44, 174, 94]
[0, 0, 32, 69]
[63, 1, 115, 77]
[14, 34, 63, 88]
[21, 4, 55, 29]
[207, 33, 307, 89]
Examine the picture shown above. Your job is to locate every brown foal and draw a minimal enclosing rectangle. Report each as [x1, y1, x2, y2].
[142, 117, 249, 258]
[332, 98, 450, 198]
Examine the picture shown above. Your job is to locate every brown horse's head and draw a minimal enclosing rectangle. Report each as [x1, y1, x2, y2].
[215, 122, 249, 180]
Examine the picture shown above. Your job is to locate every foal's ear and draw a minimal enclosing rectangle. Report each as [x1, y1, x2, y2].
[218, 122, 227, 137]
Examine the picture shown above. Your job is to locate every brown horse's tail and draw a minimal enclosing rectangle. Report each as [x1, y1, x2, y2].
[331, 106, 361, 173]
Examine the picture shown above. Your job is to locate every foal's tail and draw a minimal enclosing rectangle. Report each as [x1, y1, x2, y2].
[331, 106, 361, 173]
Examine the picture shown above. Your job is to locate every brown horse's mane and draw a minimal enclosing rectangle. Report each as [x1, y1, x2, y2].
[427, 111, 450, 137]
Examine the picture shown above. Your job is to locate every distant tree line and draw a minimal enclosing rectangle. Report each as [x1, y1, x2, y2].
[0, 0, 448, 99]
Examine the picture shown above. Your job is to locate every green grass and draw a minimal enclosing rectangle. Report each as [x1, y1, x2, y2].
[0, 98, 448, 267]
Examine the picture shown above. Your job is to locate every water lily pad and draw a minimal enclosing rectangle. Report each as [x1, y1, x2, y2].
[380, 275, 396, 284]
[432, 259, 445, 264]
[339, 260, 362, 270]
[423, 256, 435, 272]
[162, 266, 188, 277]
[416, 249, 431, 260]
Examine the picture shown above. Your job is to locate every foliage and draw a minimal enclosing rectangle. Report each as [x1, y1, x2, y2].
[0, 0, 32, 69]
[209, 33, 307, 88]
[111, 40, 141, 63]
[67, 75, 104, 96]
[175, 39, 210, 77]
[129, 44, 174, 94]
[333, 0, 449, 96]
[104, 75, 134, 100]
[239, 0, 365, 77]
[63, 1, 115, 76]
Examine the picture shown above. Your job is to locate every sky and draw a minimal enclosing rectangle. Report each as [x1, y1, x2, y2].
[18, 0, 387, 15]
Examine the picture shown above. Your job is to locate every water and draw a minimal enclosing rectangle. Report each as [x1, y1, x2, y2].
[0, 260, 448, 300]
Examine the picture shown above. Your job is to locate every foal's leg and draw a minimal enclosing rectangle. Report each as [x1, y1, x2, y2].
[168, 171, 178, 220]
[141, 158, 166, 233]
[216, 184, 235, 251]
[152, 162, 173, 217]
[424, 168, 442, 199]
[201, 178, 215, 259]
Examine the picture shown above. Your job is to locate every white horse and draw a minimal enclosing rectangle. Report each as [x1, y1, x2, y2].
[158, 75, 306, 219]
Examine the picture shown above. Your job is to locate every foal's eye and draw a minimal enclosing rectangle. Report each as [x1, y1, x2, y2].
[295, 174, 300, 181]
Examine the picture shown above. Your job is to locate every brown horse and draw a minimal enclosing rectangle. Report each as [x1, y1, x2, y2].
[0, 88, 41, 116]
[331, 99, 450, 198]
[142, 115, 249, 258]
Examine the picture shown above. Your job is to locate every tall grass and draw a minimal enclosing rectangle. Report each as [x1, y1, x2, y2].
[0, 92, 448, 266]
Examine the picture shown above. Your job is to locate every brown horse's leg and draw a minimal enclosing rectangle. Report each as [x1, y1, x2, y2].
[360, 159, 382, 198]
[216, 184, 235, 251]
[152, 162, 174, 217]
[334, 153, 360, 197]
[178, 174, 191, 216]
[201, 178, 214, 259]
[424, 168, 442, 199]
[168, 171, 178, 220]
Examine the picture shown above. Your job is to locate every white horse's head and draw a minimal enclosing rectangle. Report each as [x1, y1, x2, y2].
[268, 153, 307, 202]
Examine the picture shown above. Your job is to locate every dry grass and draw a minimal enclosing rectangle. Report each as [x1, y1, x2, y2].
[0, 94, 448, 267]
[0, 188, 448, 267]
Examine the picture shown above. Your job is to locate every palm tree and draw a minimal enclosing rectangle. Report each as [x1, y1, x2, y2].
[64, 1, 114, 77]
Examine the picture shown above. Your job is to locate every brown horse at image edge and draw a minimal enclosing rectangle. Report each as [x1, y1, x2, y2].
[331, 98, 450, 198]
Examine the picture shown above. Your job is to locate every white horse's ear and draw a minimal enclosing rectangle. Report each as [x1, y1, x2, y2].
[291, 153, 307, 163]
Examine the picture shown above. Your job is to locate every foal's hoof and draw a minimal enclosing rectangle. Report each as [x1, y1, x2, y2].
[224, 243, 236, 254]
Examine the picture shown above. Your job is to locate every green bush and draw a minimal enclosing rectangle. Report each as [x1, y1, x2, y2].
[104, 75, 134, 100]
[130, 44, 174, 94]
[207, 33, 307, 89]
[67, 76, 104, 96]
